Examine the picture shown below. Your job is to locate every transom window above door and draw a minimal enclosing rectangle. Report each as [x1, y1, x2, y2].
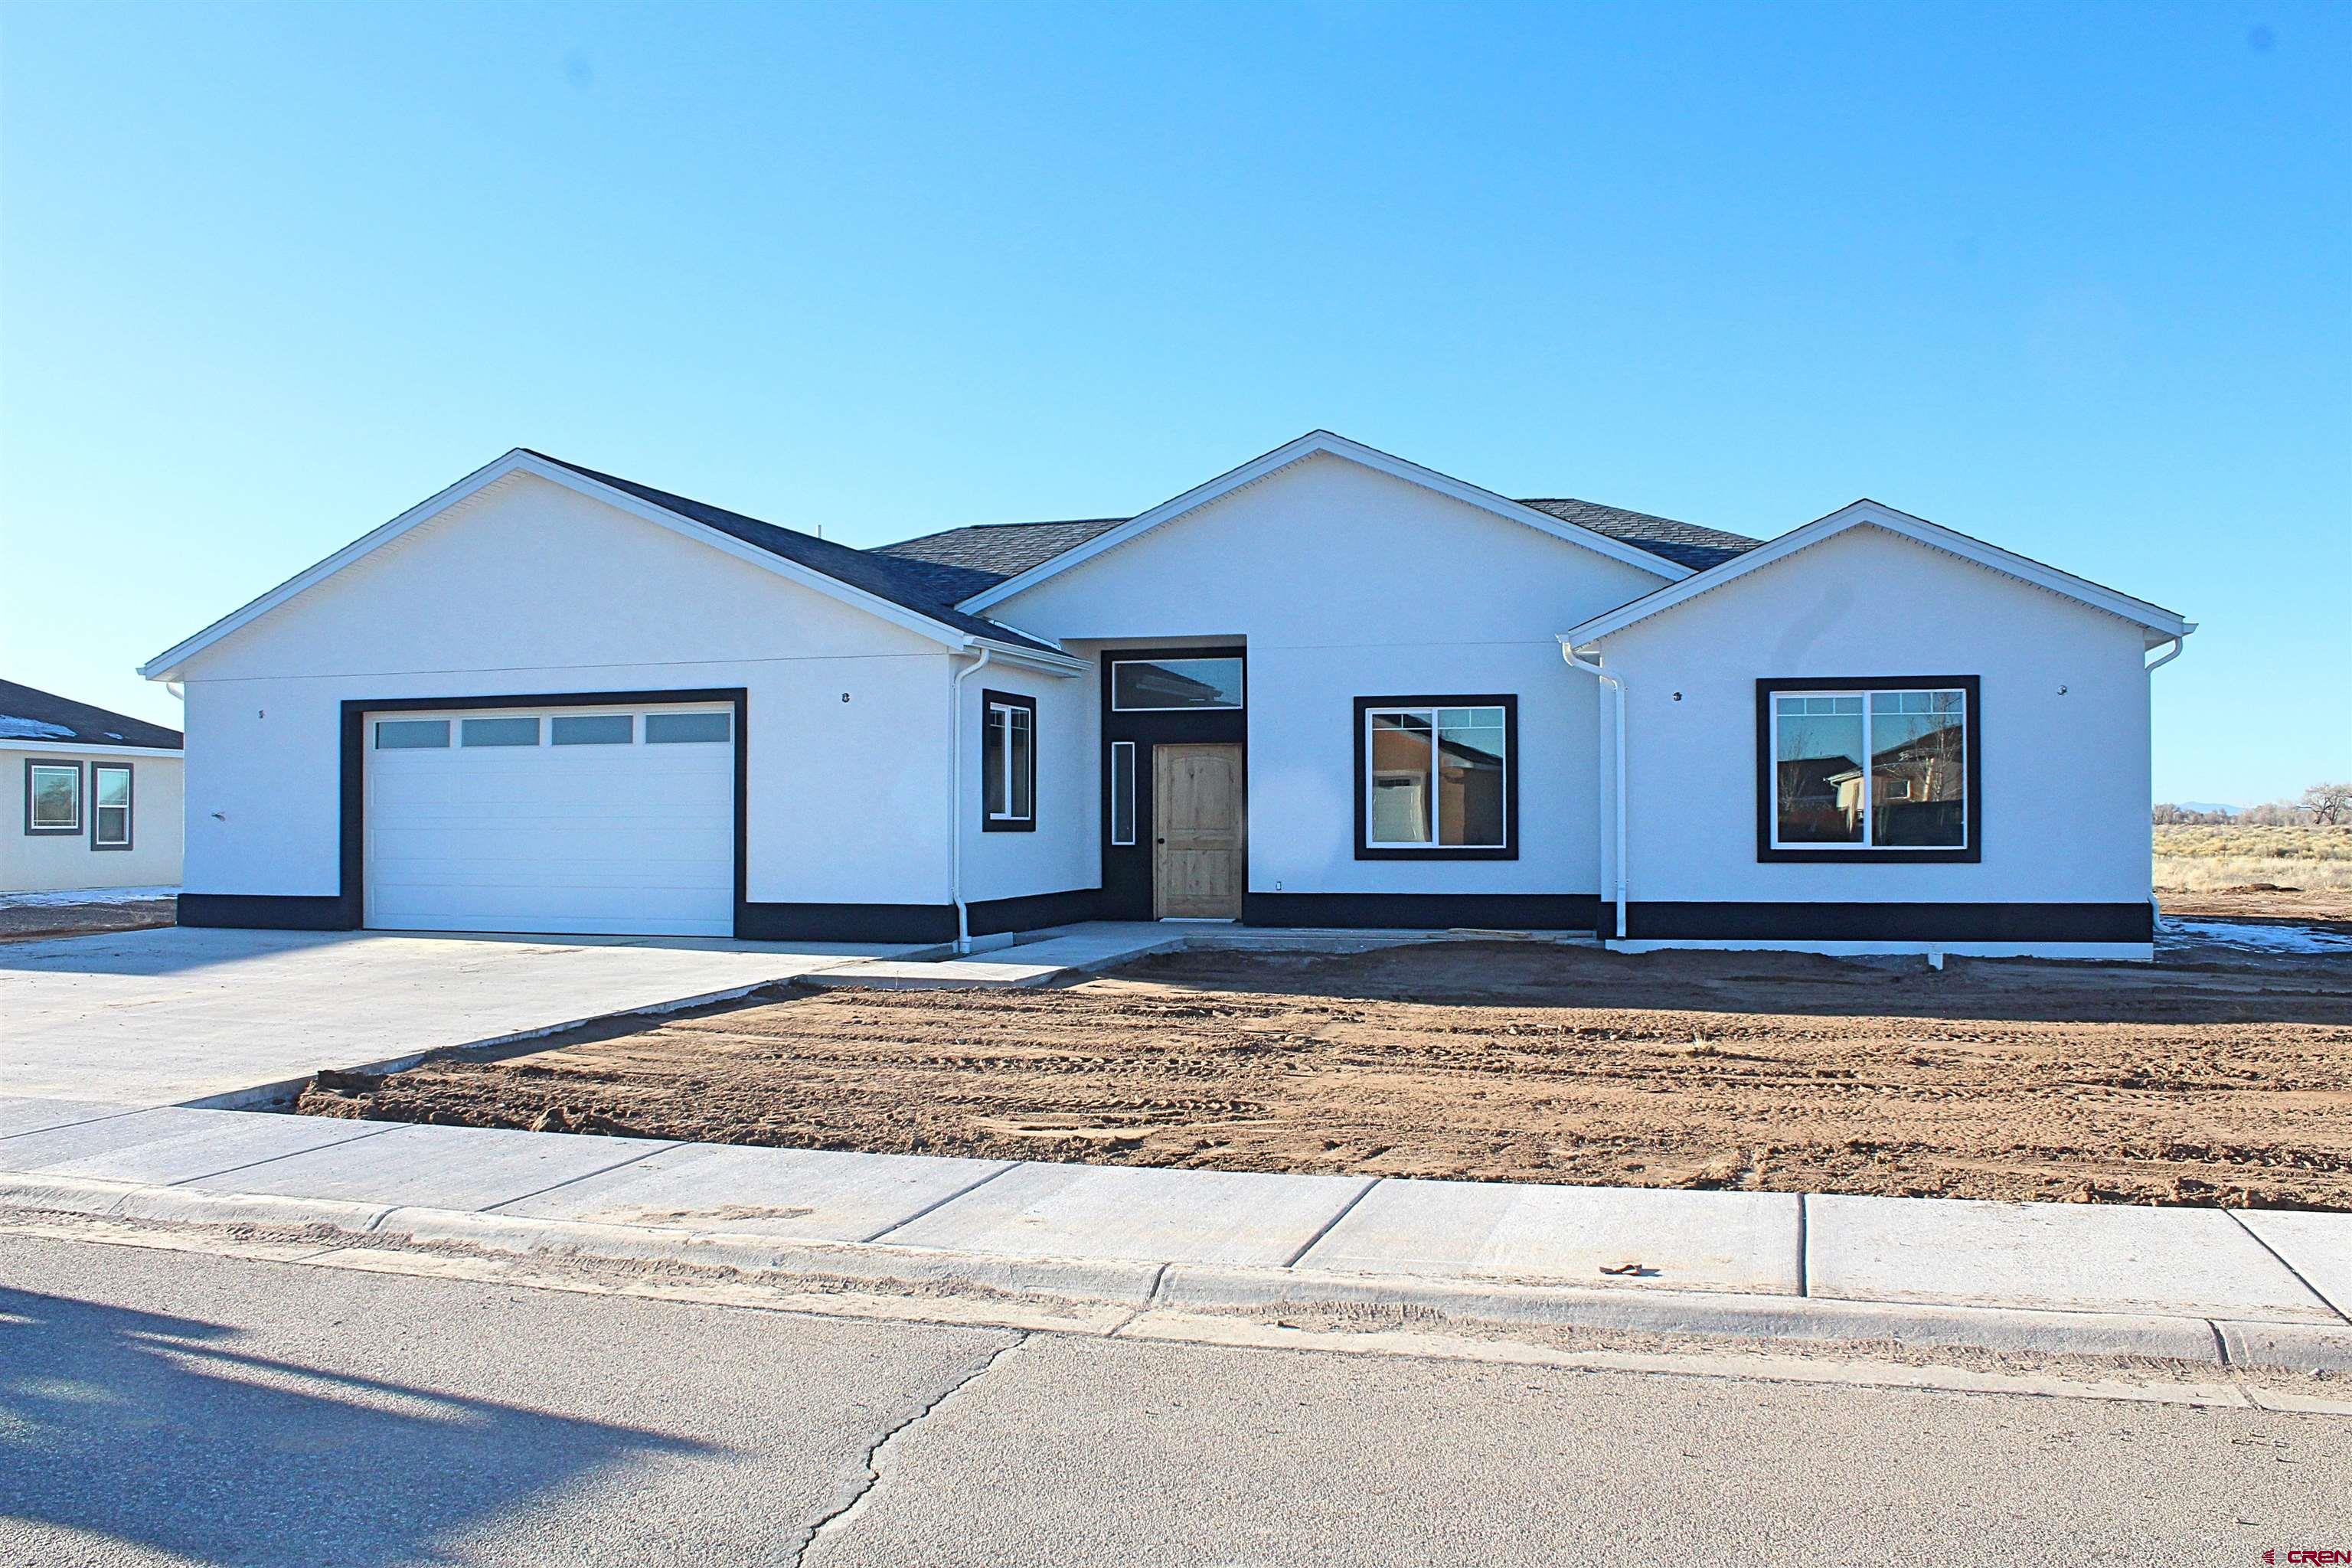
[1354, 695, 1517, 860]
[1111, 657, 1244, 711]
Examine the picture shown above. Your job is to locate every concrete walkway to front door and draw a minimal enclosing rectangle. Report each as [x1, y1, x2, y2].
[0, 926, 919, 1107]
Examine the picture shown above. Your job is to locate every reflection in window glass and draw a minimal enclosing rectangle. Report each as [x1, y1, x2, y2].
[1366, 706, 1511, 848]
[1111, 658, 1244, 710]
[460, 717, 540, 747]
[28, 764, 80, 829]
[551, 714, 632, 746]
[1435, 707, 1507, 848]
[374, 720, 449, 750]
[1867, 691, 1966, 847]
[1773, 689, 1965, 849]
[645, 712, 731, 744]
[985, 701, 1034, 822]
[1774, 695, 1865, 844]
[1367, 711, 1433, 844]
[1109, 741, 1135, 846]
[93, 765, 131, 847]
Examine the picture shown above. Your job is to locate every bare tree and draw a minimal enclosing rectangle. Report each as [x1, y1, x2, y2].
[2301, 782, 2352, 825]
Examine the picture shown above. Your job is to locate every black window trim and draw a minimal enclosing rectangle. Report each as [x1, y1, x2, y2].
[981, 688, 1037, 833]
[1755, 675, 1982, 864]
[90, 762, 134, 851]
[1352, 694, 1519, 862]
[24, 759, 83, 836]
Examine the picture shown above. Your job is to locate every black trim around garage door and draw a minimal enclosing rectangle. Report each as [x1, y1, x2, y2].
[1610, 900, 2153, 944]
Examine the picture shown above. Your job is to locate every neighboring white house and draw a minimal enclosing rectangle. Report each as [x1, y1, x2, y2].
[137, 432, 2192, 958]
[2, 679, 185, 894]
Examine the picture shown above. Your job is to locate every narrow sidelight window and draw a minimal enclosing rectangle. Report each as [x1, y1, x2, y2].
[1109, 740, 1136, 847]
[982, 691, 1036, 830]
[1354, 696, 1517, 860]
[1759, 678, 1978, 862]
[91, 764, 132, 849]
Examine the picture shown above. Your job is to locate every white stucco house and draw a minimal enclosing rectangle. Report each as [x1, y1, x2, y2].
[3, 680, 185, 894]
[138, 431, 2192, 959]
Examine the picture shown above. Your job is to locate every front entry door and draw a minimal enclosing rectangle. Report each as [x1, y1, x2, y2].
[1153, 743, 1244, 919]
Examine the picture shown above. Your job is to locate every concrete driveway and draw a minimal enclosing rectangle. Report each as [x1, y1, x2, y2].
[0, 926, 914, 1108]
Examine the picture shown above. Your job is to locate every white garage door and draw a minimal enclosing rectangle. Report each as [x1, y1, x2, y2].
[364, 703, 736, 936]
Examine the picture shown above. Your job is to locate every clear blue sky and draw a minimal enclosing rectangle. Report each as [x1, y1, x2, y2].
[3, 2, 2344, 804]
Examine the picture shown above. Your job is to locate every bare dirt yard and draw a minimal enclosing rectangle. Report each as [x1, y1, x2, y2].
[299, 935, 2352, 1212]
[0, 896, 177, 942]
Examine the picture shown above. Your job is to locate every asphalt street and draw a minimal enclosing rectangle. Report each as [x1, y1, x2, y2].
[1, 1233, 2344, 1566]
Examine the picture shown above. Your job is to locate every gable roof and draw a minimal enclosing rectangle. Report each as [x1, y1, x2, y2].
[1560, 499, 2194, 649]
[519, 453, 1068, 653]
[0, 679, 182, 750]
[952, 431, 1704, 612]
[140, 450, 1083, 681]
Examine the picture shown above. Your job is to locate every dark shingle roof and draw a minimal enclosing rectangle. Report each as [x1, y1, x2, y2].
[524, 452, 1064, 653]
[528, 452, 1759, 645]
[870, 518, 1132, 601]
[0, 680, 183, 750]
[1514, 499, 1761, 572]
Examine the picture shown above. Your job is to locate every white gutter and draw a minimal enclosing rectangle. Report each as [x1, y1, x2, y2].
[1559, 640, 1628, 946]
[948, 645, 994, 953]
[2145, 634, 2185, 673]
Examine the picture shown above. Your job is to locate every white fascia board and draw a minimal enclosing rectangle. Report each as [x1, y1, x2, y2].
[1559, 500, 2194, 649]
[965, 636, 1086, 675]
[0, 740, 183, 759]
[137, 451, 1040, 681]
[955, 430, 1690, 614]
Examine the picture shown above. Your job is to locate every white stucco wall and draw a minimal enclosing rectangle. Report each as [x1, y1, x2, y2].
[988, 452, 1678, 899]
[1, 746, 184, 892]
[172, 472, 969, 908]
[1592, 522, 2154, 909]
[952, 655, 1098, 904]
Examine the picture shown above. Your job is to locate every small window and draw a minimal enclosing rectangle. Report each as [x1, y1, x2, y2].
[551, 714, 632, 746]
[25, 762, 80, 835]
[91, 764, 132, 849]
[982, 691, 1036, 831]
[460, 716, 540, 747]
[374, 719, 449, 750]
[1109, 740, 1136, 847]
[645, 712, 731, 744]
[1354, 697, 1516, 859]
[1111, 657, 1244, 711]
[1760, 679, 1976, 861]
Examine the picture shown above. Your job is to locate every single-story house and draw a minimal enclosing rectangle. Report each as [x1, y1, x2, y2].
[138, 431, 2192, 959]
[3, 679, 185, 893]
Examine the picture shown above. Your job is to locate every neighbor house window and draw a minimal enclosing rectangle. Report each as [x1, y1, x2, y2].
[24, 761, 80, 835]
[91, 764, 132, 849]
[1109, 740, 1136, 846]
[1759, 678, 1978, 863]
[1111, 657, 1244, 711]
[982, 691, 1035, 831]
[1353, 696, 1517, 860]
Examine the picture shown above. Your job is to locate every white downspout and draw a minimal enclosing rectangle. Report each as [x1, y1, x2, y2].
[1560, 640, 1628, 946]
[2143, 633, 2186, 933]
[949, 645, 993, 954]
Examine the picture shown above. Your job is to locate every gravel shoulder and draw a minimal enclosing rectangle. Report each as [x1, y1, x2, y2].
[295, 936, 2352, 1212]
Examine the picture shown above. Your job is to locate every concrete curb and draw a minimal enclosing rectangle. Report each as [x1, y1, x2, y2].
[5, 1172, 2348, 1375]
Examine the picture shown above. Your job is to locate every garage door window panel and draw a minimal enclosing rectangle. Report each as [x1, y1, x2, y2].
[551, 714, 632, 746]
[375, 720, 449, 750]
[645, 712, 730, 744]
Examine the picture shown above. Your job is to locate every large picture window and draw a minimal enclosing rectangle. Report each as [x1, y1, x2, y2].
[1758, 677, 1979, 863]
[982, 690, 1036, 831]
[1354, 695, 1517, 860]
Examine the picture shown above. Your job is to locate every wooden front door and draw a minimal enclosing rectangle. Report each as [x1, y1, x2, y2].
[1153, 743, 1244, 919]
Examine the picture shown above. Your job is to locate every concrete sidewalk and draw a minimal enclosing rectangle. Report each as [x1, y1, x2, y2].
[3, 1093, 2345, 1373]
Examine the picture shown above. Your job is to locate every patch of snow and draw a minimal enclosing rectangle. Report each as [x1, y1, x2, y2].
[2158, 916, 2352, 956]
[0, 716, 75, 740]
[0, 885, 178, 910]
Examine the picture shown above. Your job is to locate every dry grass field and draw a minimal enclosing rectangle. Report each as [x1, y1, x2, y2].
[2152, 824, 2352, 920]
